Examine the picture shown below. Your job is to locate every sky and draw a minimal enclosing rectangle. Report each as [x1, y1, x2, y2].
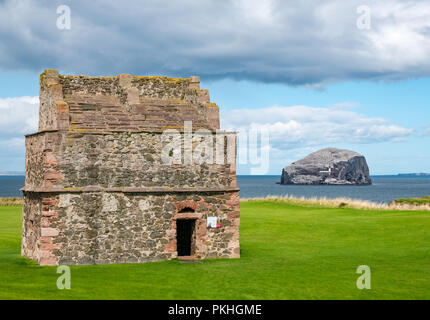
[0, 0, 429, 175]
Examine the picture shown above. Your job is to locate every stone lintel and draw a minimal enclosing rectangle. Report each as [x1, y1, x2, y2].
[25, 129, 238, 137]
[21, 187, 240, 193]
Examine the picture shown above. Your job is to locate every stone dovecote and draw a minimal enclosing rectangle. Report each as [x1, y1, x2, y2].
[21, 69, 240, 266]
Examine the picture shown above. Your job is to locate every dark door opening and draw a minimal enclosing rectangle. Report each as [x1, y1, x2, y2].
[176, 219, 195, 256]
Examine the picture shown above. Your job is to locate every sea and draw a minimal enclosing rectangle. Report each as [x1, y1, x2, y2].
[1, 175, 430, 204]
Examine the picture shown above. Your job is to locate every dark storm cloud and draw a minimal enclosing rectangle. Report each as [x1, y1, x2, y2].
[0, 0, 429, 85]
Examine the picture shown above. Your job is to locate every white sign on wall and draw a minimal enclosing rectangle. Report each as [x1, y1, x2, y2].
[207, 217, 217, 228]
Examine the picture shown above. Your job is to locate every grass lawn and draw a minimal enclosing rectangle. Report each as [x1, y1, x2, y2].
[0, 201, 429, 300]
[393, 196, 430, 205]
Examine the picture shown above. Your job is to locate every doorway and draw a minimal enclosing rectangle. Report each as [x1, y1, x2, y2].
[176, 219, 196, 256]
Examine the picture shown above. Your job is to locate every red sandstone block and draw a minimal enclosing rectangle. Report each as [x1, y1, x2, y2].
[42, 198, 57, 206]
[56, 101, 69, 113]
[166, 229, 176, 238]
[41, 227, 59, 237]
[40, 250, 53, 258]
[42, 210, 58, 217]
[174, 212, 202, 220]
[39, 256, 57, 266]
[40, 243, 61, 251]
[174, 200, 198, 212]
[40, 236, 53, 244]
[44, 169, 63, 182]
[164, 241, 176, 253]
[233, 247, 240, 257]
[43, 152, 58, 165]
[41, 217, 50, 227]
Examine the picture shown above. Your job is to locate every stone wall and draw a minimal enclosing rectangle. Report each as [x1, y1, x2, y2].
[24, 130, 237, 190]
[21, 192, 42, 262]
[21, 191, 240, 265]
[24, 133, 46, 188]
[38, 70, 219, 133]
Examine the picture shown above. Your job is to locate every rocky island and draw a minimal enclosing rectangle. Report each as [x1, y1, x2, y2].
[281, 148, 371, 185]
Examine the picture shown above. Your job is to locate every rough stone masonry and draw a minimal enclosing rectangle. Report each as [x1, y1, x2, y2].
[21, 69, 240, 265]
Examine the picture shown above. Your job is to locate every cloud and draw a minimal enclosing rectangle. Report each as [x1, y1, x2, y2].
[0, 96, 38, 137]
[0, 0, 430, 85]
[0, 96, 38, 171]
[226, 104, 414, 173]
[221, 105, 412, 149]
